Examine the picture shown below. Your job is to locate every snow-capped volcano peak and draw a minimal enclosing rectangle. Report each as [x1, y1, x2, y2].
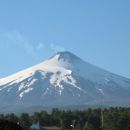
[0, 51, 80, 95]
[45, 51, 82, 68]
[0, 51, 130, 112]
[0, 53, 68, 86]
[0, 51, 129, 88]
[51, 51, 81, 63]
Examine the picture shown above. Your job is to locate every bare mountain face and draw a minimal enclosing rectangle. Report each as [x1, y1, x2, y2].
[0, 51, 130, 113]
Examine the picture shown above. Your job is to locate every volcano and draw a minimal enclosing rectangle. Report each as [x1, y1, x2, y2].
[0, 51, 130, 113]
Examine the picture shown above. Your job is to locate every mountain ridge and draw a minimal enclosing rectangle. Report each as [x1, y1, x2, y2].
[0, 51, 130, 113]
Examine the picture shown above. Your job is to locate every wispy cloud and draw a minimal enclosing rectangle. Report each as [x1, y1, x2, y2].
[1, 31, 45, 56]
[0, 30, 65, 59]
[50, 43, 65, 52]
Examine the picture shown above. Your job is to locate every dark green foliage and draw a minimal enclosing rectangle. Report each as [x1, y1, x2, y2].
[0, 119, 23, 130]
[103, 107, 130, 130]
[20, 113, 31, 127]
[83, 122, 94, 130]
[0, 107, 130, 130]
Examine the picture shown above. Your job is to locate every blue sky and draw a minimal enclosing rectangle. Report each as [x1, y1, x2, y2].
[0, 0, 130, 78]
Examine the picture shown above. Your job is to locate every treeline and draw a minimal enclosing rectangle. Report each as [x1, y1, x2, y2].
[0, 107, 130, 130]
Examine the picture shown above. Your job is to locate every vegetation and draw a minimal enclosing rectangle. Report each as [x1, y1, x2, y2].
[0, 119, 23, 130]
[0, 107, 130, 130]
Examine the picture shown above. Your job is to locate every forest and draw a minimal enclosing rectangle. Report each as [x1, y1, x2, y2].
[0, 107, 130, 130]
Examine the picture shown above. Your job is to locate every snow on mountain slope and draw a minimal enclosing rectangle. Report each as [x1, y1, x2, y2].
[0, 51, 129, 88]
[0, 52, 78, 85]
[0, 51, 130, 112]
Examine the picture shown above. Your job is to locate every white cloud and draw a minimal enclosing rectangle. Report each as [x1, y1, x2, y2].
[2, 31, 45, 56]
[3, 31, 35, 55]
[50, 43, 65, 52]
[0, 30, 65, 58]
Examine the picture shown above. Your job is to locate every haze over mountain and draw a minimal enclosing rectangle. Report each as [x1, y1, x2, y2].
[0, 51, 130, 113]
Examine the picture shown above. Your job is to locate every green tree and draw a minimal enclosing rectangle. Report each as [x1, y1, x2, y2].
[5, 113, 19, 123]
[60, 119, 65, 130]
[20, 113, 31, 127]
[83, 122, 94, 130]
[75, 123, 82, 130]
